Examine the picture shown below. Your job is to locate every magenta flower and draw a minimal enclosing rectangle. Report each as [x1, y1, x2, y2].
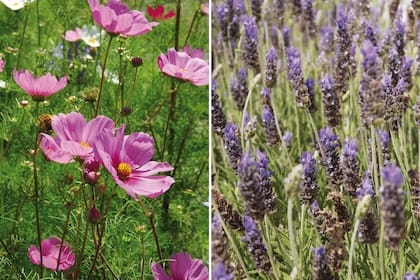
[28, 237, 75, 271]
[13, 69, 67, 101]
[0, 57, 5, 72]
[93, 125, 174, 199]
[88, 0, 158, 37]
[64, 27, 82, 41]
[147, 5, 175, 21]
[200, 2, 209, 15]
[40, 112, 114, 163]
[157, 48, 209, 86]
[151, 252, 209, 280]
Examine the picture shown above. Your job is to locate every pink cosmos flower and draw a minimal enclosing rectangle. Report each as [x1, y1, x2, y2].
[147, 5, 175, 21]
[183, 46, 205, 59]
[13, 69, 67, 101]
[157, 48, 209, 86]
[88, 0, 158, 37]
[151, 252, 209, 280]
[40, 112, 114, 163]
[28, 237, 75, 271]
[0, 57, 5, 72]
[64, 27, 83, 41]
[200, 3, 209, 15]
[93, 125, 174, 199]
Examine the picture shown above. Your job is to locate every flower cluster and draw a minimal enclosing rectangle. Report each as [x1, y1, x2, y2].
[40, 112, 174, 200]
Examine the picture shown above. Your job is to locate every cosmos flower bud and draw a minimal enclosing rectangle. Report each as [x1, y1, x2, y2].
[131, 57, 143, 67]
[88, 206, 101, 224]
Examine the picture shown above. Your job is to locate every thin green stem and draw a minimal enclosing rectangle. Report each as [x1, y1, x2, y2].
[125, 67, 138, 106]
[140, 236, 145, 280]
[287, 197, 300, 278]
[0, 238, 26, 279]
[94, 35, 114, 117]
[16, 5, 31, 68]
[36, 0, 40, 48]
[347, 219, 360, 280]
[56, 205, 72, 271]
[137, 198, 163, 261]
[183, 9, 199, 47]
[262, 216, 281, 280]
[32, 102, 43, 278]
[174, 0, 181, 50]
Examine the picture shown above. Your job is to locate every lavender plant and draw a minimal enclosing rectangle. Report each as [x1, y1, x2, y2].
[212, 0, 419, 278]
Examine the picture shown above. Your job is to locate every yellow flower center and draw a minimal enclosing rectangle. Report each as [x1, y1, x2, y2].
[12, 2, 19, 6]
[117, 162, 131, 180]
[80, 142, 90, 148]
[88, 38, 96, 44]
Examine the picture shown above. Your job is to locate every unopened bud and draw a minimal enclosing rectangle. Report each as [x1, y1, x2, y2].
[131, 57, 143, 67]
[83, 170, 99, 184]
[284, 164, 303, 196]
[88, 206, 101, 224]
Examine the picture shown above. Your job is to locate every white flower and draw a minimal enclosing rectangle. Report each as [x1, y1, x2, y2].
[0, 0, 34, 10]
[81, 25, 103, 48]
[0, 80, 6, 88]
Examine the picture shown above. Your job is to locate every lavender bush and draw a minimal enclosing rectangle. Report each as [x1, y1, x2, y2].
[212, 0, 419, 279]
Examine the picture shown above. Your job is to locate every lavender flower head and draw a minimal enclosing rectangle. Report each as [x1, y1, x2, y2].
[212, 262, 233, 280]
[212, 215, 228, 264]
[359, 40, 385, 126]
[302, 0, 317, 38]
[356, 172, 379, 244]
[363, 20, 379, 47]
[264, 47, 278, 88]
[380, 163, 406, 250]
[260, 86, 271, 105]
[283, 131, 293, 149]
[282, 26, 291, 48]
[242, 215, 272, 273]
[262, 105, 280, 147]
[230, 68, 248, 110]
[300, 151, 318, 205]
[255, 150, 277, 212]
[286, 46, 310, 108]
[404, 272, 419, 280]
[320, 73, 341, 127]
[238, 152, 265, 221]
[211, 79, 227, 136]
[216, 5, 228, 42]
[223, 122, 243, 173]
[401, 57, 413, 92]
[379, 129, 391, 163]
[316, 126, 342, 189]
[243, 112, 257, 139]
[356, 172, 375, 199]
[311, 246, 334, 280]
[341, 138, 361, 198]
[306, 78, 317, 112]
[333, 9, 352, 97]
[394, 16, 405, 59]
[320, 25, 335, 54]
[242, 17, 261, 72]
[250, 0, 262, 23]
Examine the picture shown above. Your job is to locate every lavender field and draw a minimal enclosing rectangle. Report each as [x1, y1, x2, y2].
[211, 0, 420, 279]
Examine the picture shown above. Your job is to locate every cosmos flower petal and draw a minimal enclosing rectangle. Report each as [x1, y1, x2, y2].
[151, 262, 171, 280]
[82, 115, 114, 144]
[119, 174, 175, 199]
[185, 259, 210, 279]
[40, 134, 74, 164]
[169, 252, 193, 279]
[139, 161, 173, 176]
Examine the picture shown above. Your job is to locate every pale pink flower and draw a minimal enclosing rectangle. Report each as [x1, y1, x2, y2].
[147, 5, 175, 21]
[183, 46, 205, 59]
[13, 69, 67, 101]
[200, 2, 209, 15]
[88, 0, 158, 36]
[157, 48, 209, 86]
[0, 57, 5, 72]
[151, 252, 209, 280]
[28, 237, 75, 271]
[40, 112, 114, 163]
[93, 125, 174, 199]
[64, 27, 83, 42]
